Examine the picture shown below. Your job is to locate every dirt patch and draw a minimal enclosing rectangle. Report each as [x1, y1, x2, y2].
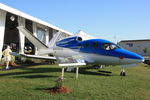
[44, 86, 72, 94]
[0, 62, 18, 67]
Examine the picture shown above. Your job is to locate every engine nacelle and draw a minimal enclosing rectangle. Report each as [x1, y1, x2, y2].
[76, 37, 82, 41]
[56, 36, 82, 48]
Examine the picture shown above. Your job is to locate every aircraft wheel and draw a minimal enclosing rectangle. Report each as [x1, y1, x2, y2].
[120, 71, 126, 76]
[120, 71, 123, 76]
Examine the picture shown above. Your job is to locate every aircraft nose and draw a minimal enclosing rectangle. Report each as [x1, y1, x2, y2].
[125, 50, 144, 63]
[118, 49, 144, 64]
[133, 54, 144, 62]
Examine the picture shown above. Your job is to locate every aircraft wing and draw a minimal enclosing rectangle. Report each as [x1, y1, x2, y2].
[10, 52, 85, 66]
[10, 52, 56, 60]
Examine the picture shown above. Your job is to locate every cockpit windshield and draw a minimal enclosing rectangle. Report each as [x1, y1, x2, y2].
[102, 43, 120, 50]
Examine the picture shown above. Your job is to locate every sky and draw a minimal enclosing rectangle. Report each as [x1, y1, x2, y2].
[0, 0, 150, 42]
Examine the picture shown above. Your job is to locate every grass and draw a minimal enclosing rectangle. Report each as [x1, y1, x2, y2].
[0, 64, 150, 100]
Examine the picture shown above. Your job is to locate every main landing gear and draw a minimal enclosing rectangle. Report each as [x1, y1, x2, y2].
[120, 67, 126, 76]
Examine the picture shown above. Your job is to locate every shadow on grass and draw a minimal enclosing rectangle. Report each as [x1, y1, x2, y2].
[15, 75, 57, 79]
[68, 67, 113, 76]
[98, 70, 112, 73]
[35, 87, 54, 91]
[0, 64, 60, 78]
[0, 63, 115, 78]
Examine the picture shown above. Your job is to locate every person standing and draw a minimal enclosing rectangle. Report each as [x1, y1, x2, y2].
[2, 45, 12, 69]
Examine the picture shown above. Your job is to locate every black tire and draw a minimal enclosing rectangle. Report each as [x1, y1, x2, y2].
[122, 72, 126, 76]
[120, 71, 126, 76]
[120, 71, 123, 76]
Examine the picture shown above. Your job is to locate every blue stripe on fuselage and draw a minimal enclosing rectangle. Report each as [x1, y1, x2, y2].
[56, 37, 80, 48]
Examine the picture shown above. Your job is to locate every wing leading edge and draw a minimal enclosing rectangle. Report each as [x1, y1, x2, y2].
[10, 52, 56, 60]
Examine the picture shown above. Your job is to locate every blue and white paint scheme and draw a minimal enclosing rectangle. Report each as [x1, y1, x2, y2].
[56, 36, 144, 65]
[17, 26, 144, 76]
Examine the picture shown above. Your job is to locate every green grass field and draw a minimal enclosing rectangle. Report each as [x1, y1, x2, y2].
[0, 64, 150, 100]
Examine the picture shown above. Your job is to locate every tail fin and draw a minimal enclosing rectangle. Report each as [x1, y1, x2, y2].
[17, 26, 61, 55]
[47, 31, 61, 48]
[17, 26, 61, 49]
[17, 26, 48, 49]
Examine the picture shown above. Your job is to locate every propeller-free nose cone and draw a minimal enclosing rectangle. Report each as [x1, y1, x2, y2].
[134, 54, 144, 63]
[117, 49, 144, 64]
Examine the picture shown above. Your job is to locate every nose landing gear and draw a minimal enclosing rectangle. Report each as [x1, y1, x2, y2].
[120, 68, 126, 76]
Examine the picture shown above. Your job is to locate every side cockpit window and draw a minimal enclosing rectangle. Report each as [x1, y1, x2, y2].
[92, 42, 98, 49]
[102, 43, 120, 50]
[83, 43, 89, 48]
[83, 42, 99, 49]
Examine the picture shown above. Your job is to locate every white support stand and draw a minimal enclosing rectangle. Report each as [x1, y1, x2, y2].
[76, 67, 79, 79]
[61, 67, 79, 79]
[59, 63, 85, 79]
[61, 67, 65, 79]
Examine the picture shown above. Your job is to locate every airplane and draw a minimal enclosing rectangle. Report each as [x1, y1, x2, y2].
[13, 26, 144, 77]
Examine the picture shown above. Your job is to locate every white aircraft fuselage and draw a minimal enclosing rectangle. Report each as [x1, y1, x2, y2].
[54, 36, 144, 65]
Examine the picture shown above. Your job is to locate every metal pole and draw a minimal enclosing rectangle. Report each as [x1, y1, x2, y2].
[76, 67, 79, 79]
[61, 67, 64, 79]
